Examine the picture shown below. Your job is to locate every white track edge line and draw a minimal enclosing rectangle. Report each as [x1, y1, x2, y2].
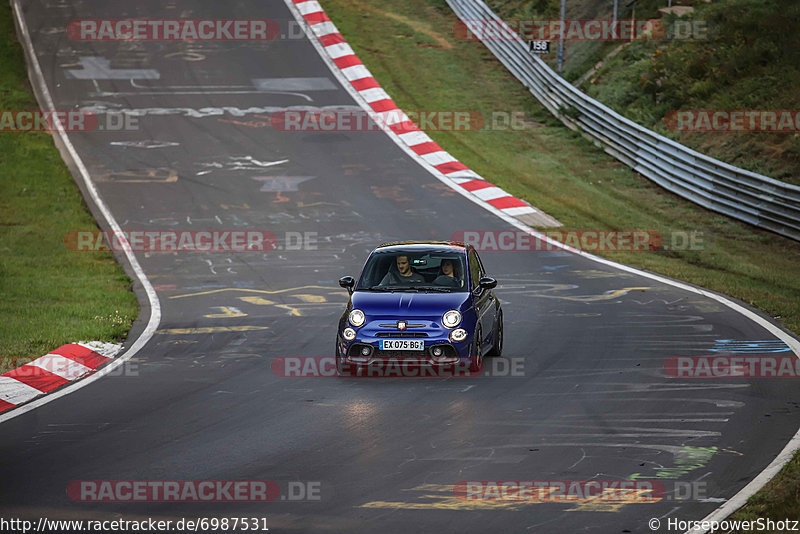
[1, 1, 162, 424]
[282, 2, 800, 532]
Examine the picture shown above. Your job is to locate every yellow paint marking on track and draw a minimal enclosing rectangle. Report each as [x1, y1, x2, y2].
[360, 498, 528, 511]
[170, 286, 337, 299]
[204, 306, 247, 318]
[359, 483, 653, 511]
[294, 294, 327, 303]
[238, 296, 276, 306]
[359, 483, 527, 511]
[565, 501, 630, 512]
[565, 489, 658, 512]
[275, 304, 302, 317]
[155, 326, 269, 334]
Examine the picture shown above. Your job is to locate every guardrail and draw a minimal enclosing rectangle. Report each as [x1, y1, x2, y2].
[446, 0, 800, 241]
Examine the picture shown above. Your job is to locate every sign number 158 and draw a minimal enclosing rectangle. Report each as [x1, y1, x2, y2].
[529, 40, 550, 54]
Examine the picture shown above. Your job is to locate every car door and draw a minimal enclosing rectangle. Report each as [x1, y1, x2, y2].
[468, 247, 494, 351]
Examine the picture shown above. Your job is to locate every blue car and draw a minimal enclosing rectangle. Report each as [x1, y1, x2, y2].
[336, 241, 503, 375]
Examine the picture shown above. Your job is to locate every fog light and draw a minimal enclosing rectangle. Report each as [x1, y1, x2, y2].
[432, 346, 443, 357]
[361, 346, 371, 356]
[449, 328, 467, 342]
[343, 327, 356, 341]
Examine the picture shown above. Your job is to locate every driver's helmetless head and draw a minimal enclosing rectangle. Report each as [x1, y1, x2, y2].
[396, 255, 411, 275]
[441, 259, 454, 276]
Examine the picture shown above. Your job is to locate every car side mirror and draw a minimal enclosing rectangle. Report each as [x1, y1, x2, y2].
[339, 276, 355, 295]
[479, 277, 497, 290]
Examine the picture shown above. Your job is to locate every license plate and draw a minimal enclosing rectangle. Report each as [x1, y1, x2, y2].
[380, 339, 424, 351]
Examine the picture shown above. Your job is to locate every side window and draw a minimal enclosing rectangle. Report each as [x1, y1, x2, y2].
[468, 249, 481, 290]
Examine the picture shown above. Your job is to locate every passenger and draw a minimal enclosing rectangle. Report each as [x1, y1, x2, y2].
[380, 255, 425, 285]
[432, 259, 461, 288]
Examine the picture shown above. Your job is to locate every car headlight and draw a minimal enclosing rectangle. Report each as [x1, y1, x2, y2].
[348, 309, 365, 327]
[442, 310, 462, 328]
[343, 327, 357, 341]
[449, 328, 467, 342]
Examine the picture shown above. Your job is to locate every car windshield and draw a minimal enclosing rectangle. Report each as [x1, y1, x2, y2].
[356, 249, 468, 292]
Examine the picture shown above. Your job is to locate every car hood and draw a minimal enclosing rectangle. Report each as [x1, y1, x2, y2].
[351, 291, 470, 316]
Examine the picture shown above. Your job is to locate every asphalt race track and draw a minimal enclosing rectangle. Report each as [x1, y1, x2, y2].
[1, 1, 799, 533]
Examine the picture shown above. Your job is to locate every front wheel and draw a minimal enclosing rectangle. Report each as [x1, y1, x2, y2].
[469, 327, 483, 373]
[487, 310, 503, 358]
[336, 342, 348, 376]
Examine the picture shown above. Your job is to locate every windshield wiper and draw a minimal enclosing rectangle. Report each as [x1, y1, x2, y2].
[361, 286, 395, 292]
[380, 286, 420, 292]
[417, 286, 453, 292]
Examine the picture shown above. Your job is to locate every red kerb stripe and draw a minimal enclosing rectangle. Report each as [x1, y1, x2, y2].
[3, 365, 69, 393]
[52, 344, 110, 370]
[319, 33, 345, 47]
[460, 179, 493, 191]
[488, 196, 528, 209]
[350, 77, 380, 91]
[304, 12, 330, 26]
[333, 55, 362, 69]
[409, 142, 442, 156]
[435, 161, 469, 174]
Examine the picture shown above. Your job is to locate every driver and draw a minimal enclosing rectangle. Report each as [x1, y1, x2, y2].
[432, 258, 461, 288]
[380, 255, 425, 285]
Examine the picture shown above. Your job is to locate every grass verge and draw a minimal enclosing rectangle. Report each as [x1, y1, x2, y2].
[321, 0, 800, 526]
[0, 3, 137, 366]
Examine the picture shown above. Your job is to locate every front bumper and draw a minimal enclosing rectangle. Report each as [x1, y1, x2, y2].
[337, 329, 472, 367]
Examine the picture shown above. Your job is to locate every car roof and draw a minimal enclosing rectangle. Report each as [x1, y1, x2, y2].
[375, 241, 468, 254]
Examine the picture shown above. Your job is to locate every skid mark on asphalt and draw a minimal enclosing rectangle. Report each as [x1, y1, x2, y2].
[495, 278, 652, 302]
[96, 168, 178, 183]
[155, 326, 269, 334]
[569, 269, 633, 279]
[65, 56, 159, 79]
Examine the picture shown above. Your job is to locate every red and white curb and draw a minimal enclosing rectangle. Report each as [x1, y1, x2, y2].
[0, 342, 122, 413]
[292, 0, 561, 228]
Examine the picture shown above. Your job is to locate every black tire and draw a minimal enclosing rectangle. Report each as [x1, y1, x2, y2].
[469, 327, 483, 373]
[487, 309, 503, 358]
[336, 342, 348, 376]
